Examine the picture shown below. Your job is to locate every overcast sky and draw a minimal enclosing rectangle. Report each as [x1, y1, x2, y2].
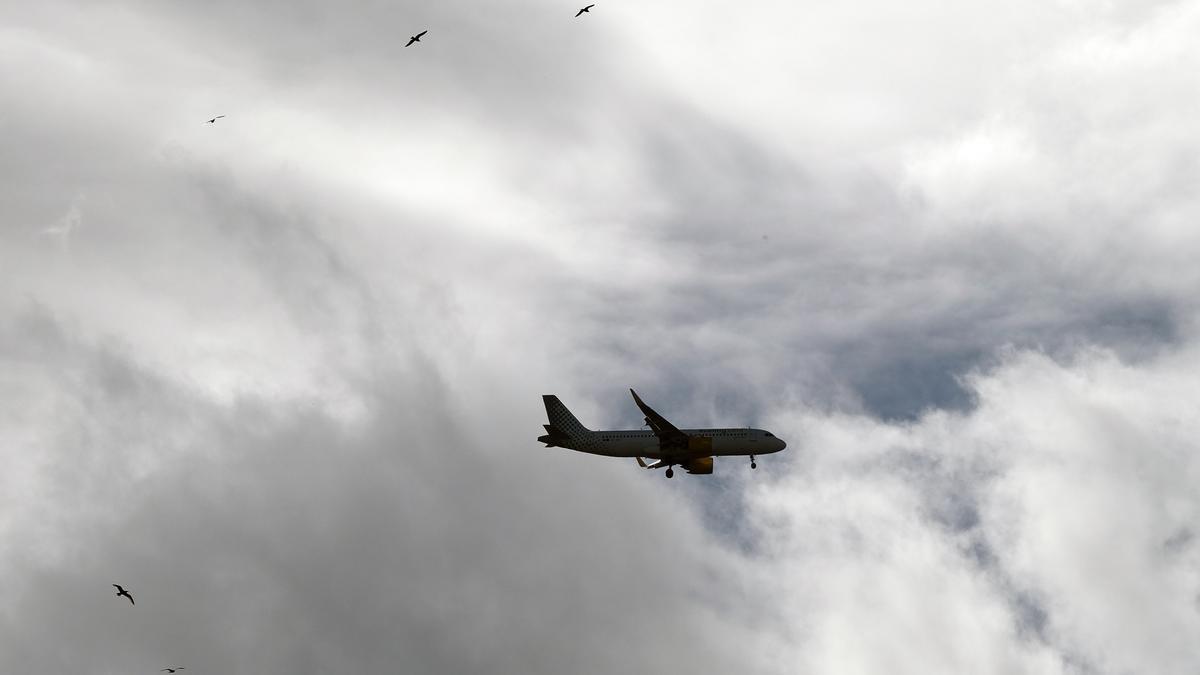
[2, 1, 1199, 673]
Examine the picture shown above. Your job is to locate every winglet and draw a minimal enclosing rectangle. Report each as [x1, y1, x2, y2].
[629, 388, 653, 422]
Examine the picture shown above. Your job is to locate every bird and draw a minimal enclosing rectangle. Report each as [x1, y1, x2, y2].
[575, 4, 594, 17]
[205, 115, 225, 124]
[405, 30, 427, 47]
[112, 584, 135, 605]
[161, 668, 185, 673]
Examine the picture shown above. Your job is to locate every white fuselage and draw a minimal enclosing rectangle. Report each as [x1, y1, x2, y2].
[561, 428, 786, 461]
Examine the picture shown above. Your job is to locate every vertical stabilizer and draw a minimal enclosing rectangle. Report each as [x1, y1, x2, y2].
[539, 395, 592, 446]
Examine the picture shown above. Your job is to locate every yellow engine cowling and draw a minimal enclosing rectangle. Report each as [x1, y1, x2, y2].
[682, 456, 714, 474]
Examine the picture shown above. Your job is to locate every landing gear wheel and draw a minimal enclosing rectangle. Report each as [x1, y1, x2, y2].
[750, 455, 757, 470]
[665, 467, 674, 478]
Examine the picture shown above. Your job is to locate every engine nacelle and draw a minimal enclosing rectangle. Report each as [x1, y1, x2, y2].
[682, 456, 714, 474]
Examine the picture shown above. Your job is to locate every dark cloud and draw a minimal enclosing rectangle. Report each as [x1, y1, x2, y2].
[0, 307, 758, 674]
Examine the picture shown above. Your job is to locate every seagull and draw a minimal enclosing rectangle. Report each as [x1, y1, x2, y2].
[205, 115, 226, 124]
[575, 4, 594, 17]
[405, 30, 427, 47]
[161, 669, 186, 673]
[112, 584, 135, 605]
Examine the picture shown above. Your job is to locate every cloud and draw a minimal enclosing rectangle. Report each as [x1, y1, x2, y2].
[2, 0, 1199, 673]
[750, 347, 1200, 673]
[0, 304, 767, 674]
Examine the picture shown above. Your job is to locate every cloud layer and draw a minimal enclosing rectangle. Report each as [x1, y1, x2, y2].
[2, 1, 1198, 673]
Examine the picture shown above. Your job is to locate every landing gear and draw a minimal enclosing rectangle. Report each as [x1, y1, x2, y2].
[665, 467, 675, 479]
[750, 455, 757, 470]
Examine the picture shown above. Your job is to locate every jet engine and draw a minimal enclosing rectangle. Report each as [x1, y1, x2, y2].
[682, 457, 714, 474]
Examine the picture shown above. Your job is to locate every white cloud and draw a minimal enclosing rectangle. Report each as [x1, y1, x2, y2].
[752, 346, 1200, 673]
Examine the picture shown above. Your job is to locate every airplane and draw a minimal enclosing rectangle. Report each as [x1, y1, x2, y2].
[537, 389, 786, 478]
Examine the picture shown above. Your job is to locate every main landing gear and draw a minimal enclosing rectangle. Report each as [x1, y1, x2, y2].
[665, 466, 675, 479]
[750, 455, 757, 470]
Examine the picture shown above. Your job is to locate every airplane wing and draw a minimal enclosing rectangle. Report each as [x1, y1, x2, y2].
[636, 457, 671, 470]
[630, 389, 690, 451]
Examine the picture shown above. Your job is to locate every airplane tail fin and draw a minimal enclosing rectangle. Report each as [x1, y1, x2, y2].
[538, 395, 592, 447]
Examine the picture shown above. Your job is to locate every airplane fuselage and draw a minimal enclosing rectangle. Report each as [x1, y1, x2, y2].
[554, 427, 785, 461]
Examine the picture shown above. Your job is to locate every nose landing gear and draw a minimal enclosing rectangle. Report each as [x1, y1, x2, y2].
[665, 466, 675, 478]
[750, 455, 757, 470]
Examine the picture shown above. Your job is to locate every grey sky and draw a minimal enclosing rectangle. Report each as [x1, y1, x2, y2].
[2, 1, 1199, 673]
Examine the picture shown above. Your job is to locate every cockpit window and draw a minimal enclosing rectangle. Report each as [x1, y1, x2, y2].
[764, 432, 773, 437]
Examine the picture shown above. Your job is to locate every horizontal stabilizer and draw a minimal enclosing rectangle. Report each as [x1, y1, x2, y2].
[538, 424, 571, 448]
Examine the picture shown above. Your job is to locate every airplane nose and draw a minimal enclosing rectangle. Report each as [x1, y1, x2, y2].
[775, 438, 787, 452]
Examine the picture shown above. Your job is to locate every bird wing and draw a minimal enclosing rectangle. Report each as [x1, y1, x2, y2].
[405, 38, 416, 46]
[417, 30, 427, 38]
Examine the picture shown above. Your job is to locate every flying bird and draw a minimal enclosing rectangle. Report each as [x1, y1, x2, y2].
[405, 30, 427, 47]
[575, 4, 594, 17]
[161, 669, 185, 673]
[112, 584, 135, 605]
[205, 115, 225, 124]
